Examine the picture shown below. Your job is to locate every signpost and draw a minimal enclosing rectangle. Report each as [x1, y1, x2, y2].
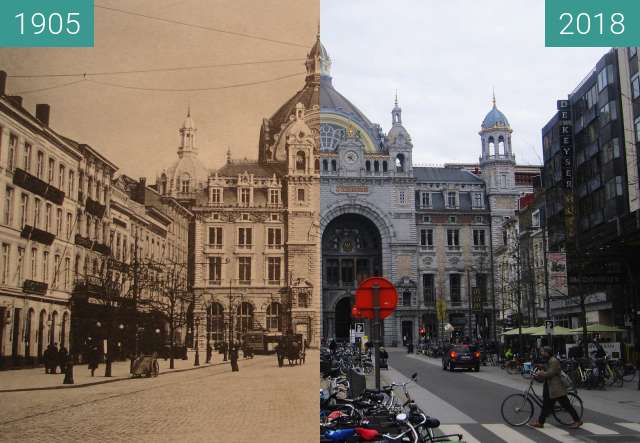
[355, 277, 398, 390]
[545, 320, 554, 336]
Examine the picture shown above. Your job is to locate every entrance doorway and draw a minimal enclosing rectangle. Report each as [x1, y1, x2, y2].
[402, 320, 413, 345]
[335, 298, 351, 341]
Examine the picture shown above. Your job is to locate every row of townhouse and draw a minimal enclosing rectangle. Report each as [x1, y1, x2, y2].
[0, 72, 192, 368]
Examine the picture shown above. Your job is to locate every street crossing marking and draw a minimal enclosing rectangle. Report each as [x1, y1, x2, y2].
[482, 424, 535, 443]
[537, 423, 583, 443]
[438, 425, 481, 443]
[580, 423, 619, 435]
[617, 422, 640, 433]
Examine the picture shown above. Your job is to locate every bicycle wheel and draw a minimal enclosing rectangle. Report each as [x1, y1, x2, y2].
[553, 393, 583, 426]
[501, 394, 534, 426]
[622, 365, 636, 383]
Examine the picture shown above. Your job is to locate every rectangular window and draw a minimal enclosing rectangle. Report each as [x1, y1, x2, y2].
[68, 170, 74, 196]
[240, 188, 250, 206]
[33, 198, 40, 228]
[7, 134, 17, 172]
[635, 117, 640, 143]
[297, 188, 305, 202]
[399, 191, 406, 205]
[473, 192, 483, 208]
[420, 192, 430, 208]
[30, 248, 37, 279]
[47, 158, 55, 183]
[447, 192, 456, 208]
[447, 229, 460, 248]
[326, 259, 339, 285]
[36, 151, 44, 178]
[23, 143, 32, 172]
[269, 189, 279, 205]
[1, 243, 9, 284]
[473, 229, 486, 247]
[66, 212, 73, 239]
[42, 251, 49, 282]
[208, 256, 221, 284]
[208, 226, 223, 247]
[476, 273, 488, 304]
[449, 274, 461, 305]
[238, 257, 251, 283]
[423, 274, 435, 304]
[4, 187, 13, 226]
[19, 194, 28, 229]
[267, 227, 282, 247]
[211, 188, 221, 204]
[58, 165, 65, 190]
[632, 74, 640, 100]
[53, 255, 60, 288]
[238, 227, 252, 247]
[64, 257, 71, 289]
[597, 66, 609, 92]
[17, 247, 25, 283]
[341, 259, 354, 285]
[420, 228, 433, 247]
[44, 203, 52, 232]
[267, 257, 281, 283]
[55, 209, 63, 236]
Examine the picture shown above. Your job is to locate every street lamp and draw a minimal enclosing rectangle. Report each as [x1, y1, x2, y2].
[194, 318, 200, 366]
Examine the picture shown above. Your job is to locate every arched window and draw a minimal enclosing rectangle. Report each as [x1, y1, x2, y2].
[25, 308, 34, 358]
[314, 158, 320, 172]
[322, 159, 328, 171]
[61, 312, 69, 349]
[296, 151, 306, 171]
[266, 302, 282, 331]
[331, 159, 337, 171]
[403, 291, 412, 307]
[37, 310, 46, 359]
[382, 161, 388, 173]
[365, 160, 371, 172]
[50, 311, 58, 345]
[236, 302, 254, 338]
[498, 135, 505, 154]
[396, 154, 405, 172]
[207, 303, 225, 344]
[374, 161, 379, 172]
[488, 136, 495, 155]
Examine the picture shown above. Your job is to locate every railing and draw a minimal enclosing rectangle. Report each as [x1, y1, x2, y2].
[21, 225, 55, 245]
[447, 245, 461, 251]
[13, 168, 65, 205]
[85, 197, 106, 218]
[23, 279, 48, 295]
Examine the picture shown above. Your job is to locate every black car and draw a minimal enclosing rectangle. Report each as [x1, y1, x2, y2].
[442, 345, 480, 372]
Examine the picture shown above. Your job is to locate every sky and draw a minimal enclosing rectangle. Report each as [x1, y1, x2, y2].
[0, 0, 318, 178]
[321, 0, 606, 167]
[0, 1, 609, 178]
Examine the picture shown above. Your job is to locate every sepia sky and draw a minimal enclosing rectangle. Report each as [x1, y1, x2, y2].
[321, 0, 605, 167]
[0, 0, 318, 178]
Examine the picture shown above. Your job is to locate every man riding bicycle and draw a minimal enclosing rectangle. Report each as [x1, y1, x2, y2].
[529, 346, 583, 429]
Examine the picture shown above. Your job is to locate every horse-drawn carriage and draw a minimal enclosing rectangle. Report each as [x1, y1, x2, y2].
[277, 334, 305, 367]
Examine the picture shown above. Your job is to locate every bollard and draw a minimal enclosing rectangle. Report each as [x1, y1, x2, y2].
[63, 359, 74, 385]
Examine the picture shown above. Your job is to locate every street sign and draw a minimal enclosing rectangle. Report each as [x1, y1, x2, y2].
[354, 323, 364, 335]
[354, 277, 398, 320]
[545, 320, 554, 335]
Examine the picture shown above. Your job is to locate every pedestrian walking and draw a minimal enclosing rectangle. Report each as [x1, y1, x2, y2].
[329, 338, 337, 355]
[229, 345, 239, 372]
[276, 340, 284, 367]
[529, 346, 582, 429]
[43, 343, 58, 374]
[58, 345, 68, 374]
[88, 345, 100, 377]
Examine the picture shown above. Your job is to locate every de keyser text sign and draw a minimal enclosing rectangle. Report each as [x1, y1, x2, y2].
[546, 0, 640, 47]
[0, 0, 94, 47]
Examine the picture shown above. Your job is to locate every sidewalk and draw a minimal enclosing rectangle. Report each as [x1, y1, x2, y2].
[406, 350, 640, 422]
[0, 354, 229, 393]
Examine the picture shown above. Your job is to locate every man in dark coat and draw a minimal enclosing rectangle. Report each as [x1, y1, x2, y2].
[43, 343, 57, 374]
[329, 338, 337, 355]
[529, 346, 582, 429]
[229, 345, 239, 372]
[88, 345, 100, 377]
[58, 345, 68, 374]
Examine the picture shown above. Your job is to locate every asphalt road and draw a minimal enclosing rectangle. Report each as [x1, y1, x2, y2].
[0, 352, 318, 443]
[388, 349, 640, 443]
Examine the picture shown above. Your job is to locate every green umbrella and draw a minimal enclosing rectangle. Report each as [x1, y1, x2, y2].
[529, 325, 573, 336]
[501, 326, 536, 336]
[568, 323, 625, 334]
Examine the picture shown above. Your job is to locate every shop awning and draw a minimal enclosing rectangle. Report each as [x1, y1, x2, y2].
[568, 324, 625, 334]
[529, 326, 574, 336]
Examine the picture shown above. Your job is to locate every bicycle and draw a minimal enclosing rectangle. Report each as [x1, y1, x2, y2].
[622, 362, 637, 383]
[501, 378, 583, 427]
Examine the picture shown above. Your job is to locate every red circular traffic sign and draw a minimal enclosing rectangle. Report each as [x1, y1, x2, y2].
[354, 277, 398, 320]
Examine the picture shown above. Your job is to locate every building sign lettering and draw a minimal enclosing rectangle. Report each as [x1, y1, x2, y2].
[335, 186, 368, 193]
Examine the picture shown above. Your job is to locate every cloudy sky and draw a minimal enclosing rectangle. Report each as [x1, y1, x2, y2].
[321, 0, 605, 166]
[0, 0, 317, 178]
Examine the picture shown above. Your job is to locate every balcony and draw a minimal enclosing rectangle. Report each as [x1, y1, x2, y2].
[13, 168, 65, 205]
[74, 234, 112, 255]
[21, 225, 55, 246]
[23, 279, 48, 295]
[85, 197, 106, 218]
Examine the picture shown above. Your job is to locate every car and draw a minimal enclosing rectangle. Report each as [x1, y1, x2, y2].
[442, 345, 481, 372]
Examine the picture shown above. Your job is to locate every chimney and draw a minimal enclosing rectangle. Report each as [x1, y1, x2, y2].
[35, 104, 50, 126]
[136, 177, 147, 204]
[0, 71, 6, 95]
[8, 96, 22, 107]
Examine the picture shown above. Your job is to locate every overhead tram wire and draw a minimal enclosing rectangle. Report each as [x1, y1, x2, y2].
[85, 71, 306, 93]
[14, 79, 87, 95]
[7, 57, 306, 79]
[95, 4, 309, 49]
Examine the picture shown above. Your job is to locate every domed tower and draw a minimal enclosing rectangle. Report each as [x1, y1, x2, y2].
[386, 93, 413, 175]
[157, 107, 209, 198]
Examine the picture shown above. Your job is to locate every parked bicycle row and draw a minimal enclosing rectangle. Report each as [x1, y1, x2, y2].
[321, 344, 464, 442]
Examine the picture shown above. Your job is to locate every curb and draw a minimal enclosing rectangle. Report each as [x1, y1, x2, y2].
[0, 360, 230, 393]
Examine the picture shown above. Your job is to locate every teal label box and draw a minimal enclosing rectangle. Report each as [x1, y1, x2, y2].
[546, 0, 640, 47]
[0, 0, 94, 47]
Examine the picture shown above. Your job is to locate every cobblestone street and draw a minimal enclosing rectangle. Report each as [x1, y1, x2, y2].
[0, 351, 319, 443]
